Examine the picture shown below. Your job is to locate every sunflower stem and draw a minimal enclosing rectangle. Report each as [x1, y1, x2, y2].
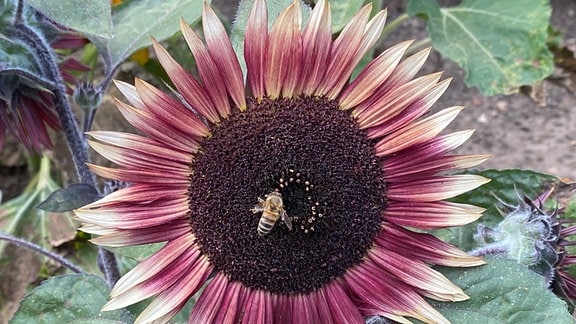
[14, 0, 24, 24]
[0, 67, 58, 90]
[0, 232, 84, 274]
[9, 16, 121, 286]
[406, 38, 432, 56]
[379, 13, 410, 42]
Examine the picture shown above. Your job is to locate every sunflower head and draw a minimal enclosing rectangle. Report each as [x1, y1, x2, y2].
[75, 0, 490, 322]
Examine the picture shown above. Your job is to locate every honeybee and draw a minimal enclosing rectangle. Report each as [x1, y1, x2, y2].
[252, 190, 292, 236]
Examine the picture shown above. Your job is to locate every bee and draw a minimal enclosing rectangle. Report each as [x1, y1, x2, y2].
[252, 190, 292, 236]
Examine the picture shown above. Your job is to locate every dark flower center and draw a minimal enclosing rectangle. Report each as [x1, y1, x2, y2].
[188, 96, 386, 294]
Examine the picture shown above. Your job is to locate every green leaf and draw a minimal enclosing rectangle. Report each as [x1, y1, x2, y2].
[10, 274, 133, 323]
[25, 0, 112, 38]
[37, 183, 99, 212]
[89, 0, 206, 71]
[0, 157, 80, 316]
[436, 169, 558, 251]
[330, 0, 364, 33]
[109, 243, 164, 261]
[431, 258, 572, 323]
[407, 0, 553, 95]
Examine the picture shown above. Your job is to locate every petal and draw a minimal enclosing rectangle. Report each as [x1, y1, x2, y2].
[265, 2, 301, 99]
[87, 164, 189, 185]
[202, 3, 246, 109]
[385, 201, 486, 229]
[385, 154, 490, 182]
[320, 6, 388, 99]
[383, 129, 476, 165]
[88, 140, 190, 173]
[90, 222, 191, 247]
[366, 77, 452, 139]
[352, 47, 431, 118]
[86, 131, 192, 163]
[180, 20, 231, 118]
[189, 272, 231, 323]
[135, 255, 212, 323]
[376, 222, 486, 267]
[344, 261, 450, 323]
[152, 38, 221, 123]
[367, 247, 469, 302]
[113, 98, 200, 152]
[339, 40, 412, 109]
[387, 174, 491, 202]
[375, 106, 464, 156]
[298, 0, 331, 95]
[134, 78, 209, 138]
[356, 72, 443, 129]
[75, 199, 188, 230]
[245, 0, 268, 99]
[104, 236, 198, 307]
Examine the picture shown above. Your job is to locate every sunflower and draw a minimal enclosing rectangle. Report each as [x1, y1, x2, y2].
[75, 0, 490, 322]
[0, 29, 88, 154]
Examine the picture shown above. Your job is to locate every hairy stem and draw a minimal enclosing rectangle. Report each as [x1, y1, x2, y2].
[380, 13, 410, 42]
[9, 18, 120, 286]
[0, 233, 84, 274]
[0, 67, 58, 90]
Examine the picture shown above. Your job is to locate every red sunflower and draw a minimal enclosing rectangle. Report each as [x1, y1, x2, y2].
[75, 0, 490, 322]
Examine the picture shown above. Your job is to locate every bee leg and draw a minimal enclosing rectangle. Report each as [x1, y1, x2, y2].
[251, 197, 266, 213]
[252, 205, 264, 213]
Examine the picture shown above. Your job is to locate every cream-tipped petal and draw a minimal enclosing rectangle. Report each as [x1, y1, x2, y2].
[113, 80, 144, 109]
[88, 140, 188, 173]
[387, 174, 491, 202]
[113, 98, 200, 152]
[265, 2, 301, 99]
[134, 78, 209, 138]
[245, 0, 268, 99]
[180, 20, 231, 118]
[281, 0, 303, 98]
[339, 40, 412, 109]
[352, 47, 431, 118]
[87, 131, 192, 164]
[375, 106, 464, 156]
[366, 77, 452, 139]
[299, 0, 331, 95]
[357, 72, 443, 129]
[385, 201, 485, 229]
[376, 223, 487, 267]
[202, 3, 246, 110]
[134, 255, 212, 323]
[103, 245, 200, 310]
[314, 4, 372, 97]
[385, 154, 491, 182]
[152, 38, 220, 123]
[87, 164, 189, 185]
[90, 222, 191, 247]
[368, 248, 469, 302]
[344, 262, 450, 324]
[325, 8, 388, 100]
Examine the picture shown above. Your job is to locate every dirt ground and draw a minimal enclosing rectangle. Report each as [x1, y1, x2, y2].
[381, 0, 576, 179]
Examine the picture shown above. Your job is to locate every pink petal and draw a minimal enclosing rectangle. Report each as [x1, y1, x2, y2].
[202, 3, 246, 109]
[244, 0, 268, 99]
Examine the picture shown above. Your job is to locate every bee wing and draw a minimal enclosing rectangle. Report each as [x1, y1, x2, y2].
[280, 210, 292, 231]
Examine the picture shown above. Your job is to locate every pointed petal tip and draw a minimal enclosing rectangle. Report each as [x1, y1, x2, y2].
[101, 298, 123, 312]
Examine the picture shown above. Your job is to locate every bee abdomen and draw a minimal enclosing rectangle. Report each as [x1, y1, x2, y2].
[258, 212, 278, 236]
